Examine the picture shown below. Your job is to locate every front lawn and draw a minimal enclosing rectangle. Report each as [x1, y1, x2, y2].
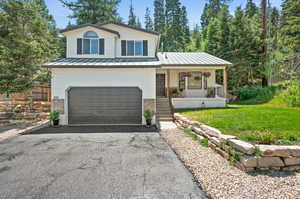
[177, 104, 300, 145]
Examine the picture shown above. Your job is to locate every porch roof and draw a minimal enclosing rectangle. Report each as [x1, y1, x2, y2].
[157, 52, 232, 67]
[43, 57, 161, 68]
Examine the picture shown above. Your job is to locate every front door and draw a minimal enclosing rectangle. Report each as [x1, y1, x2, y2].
[156, 74, 166, 97]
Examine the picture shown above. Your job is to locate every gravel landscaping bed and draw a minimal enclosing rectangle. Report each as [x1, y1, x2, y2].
[160, 128, 300, 199]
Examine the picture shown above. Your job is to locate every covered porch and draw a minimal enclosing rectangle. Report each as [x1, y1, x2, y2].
[156, 67, 228, 109]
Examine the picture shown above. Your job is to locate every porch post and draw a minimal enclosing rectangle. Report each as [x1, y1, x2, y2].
[167, 69, 170, 97]
[223, 67, 228, 98]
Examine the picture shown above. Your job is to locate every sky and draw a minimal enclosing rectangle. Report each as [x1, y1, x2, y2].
[45, 0, 283, 29]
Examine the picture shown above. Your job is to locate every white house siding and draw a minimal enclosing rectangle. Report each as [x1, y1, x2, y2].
[64, 26, 117, 58]
[51, 68, 156, 125]
[156, 68, 217, 97]
[101, 24, 159, 58]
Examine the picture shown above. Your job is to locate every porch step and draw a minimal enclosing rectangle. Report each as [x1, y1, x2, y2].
[156, 97, 173, 121]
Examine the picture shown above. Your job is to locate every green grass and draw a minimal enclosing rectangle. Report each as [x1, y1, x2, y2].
[177, 104, 300, 145]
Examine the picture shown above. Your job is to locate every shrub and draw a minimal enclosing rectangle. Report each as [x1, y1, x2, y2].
[233, 86, 277, 104]
[48, 111, 59, 120]
[144, 110, 154, 119]
[276, 80, 300, 107]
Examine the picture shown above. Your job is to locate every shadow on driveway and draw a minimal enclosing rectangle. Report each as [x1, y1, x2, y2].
[23, 125, 158, 135]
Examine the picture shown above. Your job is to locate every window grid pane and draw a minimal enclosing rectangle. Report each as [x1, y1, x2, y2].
[135, 41, 142, 56]
[83, 39, 90, 54]
[127, 41, 134, 56]
[188, 72, 202, 89]
[91, 39, 98, 54]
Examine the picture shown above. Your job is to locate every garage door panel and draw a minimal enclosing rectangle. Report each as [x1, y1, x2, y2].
[68, 87, 142, 125]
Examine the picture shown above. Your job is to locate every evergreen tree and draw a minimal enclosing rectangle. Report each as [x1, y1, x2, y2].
[0, 0, 59, 96]
[128, 0, 137, 26]
[203, 18, 221, 55]
[245, 0, 258, 17]
[154, 0, 165, 50]
[144, 7, 154, 31]
[59, 0, 121, 25]
[200, 0, 226, 29]
[181, 6, 190, 49]
[217, 5, 231, 59]
[280, 0, 300, 53]
[229, 7, 262, 88]
[164, 0, 184, 51]
[136, 17, 142, 28]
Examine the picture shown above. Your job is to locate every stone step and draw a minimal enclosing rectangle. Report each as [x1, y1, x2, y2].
[157, 111, 172, 115]
[157, 110, 172, 113]
[157, 117, 173, 121]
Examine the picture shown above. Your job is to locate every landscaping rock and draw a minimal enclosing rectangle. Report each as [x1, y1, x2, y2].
[192, 127, 205, 136]
[196, 135, 205, 141]
[284, 157, 300, 166]
[240, 155, 258, 168]
[282, 165, 300, 172]
[215, 147, 230, 160]
[209, 137, 222, 147]
[228, 139, 255, 155]
[200, 124, 221, 137]
[208, 141, 217, 149]
[219, 134, 236, 143]
[190, 121, 201, 128]
[258, 145, 300, 157]
[258, 157, 285, 167]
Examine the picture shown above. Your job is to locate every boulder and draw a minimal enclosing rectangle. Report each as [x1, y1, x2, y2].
[215, 147, 230, 160]
[200, 124, 222, 137]
[283, 157, 300, 166]
[228, 139, 255, 155]
[282, 166, 300, 172]
[240, 155, 258, 168]
[209, 137, 222, 147]
[258, 145, 300, 157]
[219, 134, 237, 143]
[258, 157, 285, 167]
[196, 135, 205, 141]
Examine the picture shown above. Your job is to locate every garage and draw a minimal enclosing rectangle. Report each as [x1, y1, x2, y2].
[68, 87, 142, 125]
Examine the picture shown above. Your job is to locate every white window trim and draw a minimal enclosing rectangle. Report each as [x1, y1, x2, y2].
[82, 38, 102, 55]
[124, 40, 145, 57]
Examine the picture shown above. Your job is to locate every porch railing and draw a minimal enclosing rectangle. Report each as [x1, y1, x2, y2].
[166, 86, 225, 98]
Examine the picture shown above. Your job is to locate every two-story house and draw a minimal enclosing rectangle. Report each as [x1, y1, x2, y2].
[43, 22, 231, 126]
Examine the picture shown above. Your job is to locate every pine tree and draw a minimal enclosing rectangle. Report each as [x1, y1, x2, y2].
[154, 0, 165, 50]
[203, 18, 221, 55]
[280, 0, 300, 53]
[128, 0, 137, 26]
[165, 0, 184, 51]
[144, 7, 154, 31]
[181, 6, 190, 49]
[59, 0, 121, 25]
[245, 0, 258, 17]
[0, 0, 59, 96]
[217, 5, 231, 59]
[136, 18, 142, 28]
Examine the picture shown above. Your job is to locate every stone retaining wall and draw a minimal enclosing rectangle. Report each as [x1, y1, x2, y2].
[174, 113, 300, 172]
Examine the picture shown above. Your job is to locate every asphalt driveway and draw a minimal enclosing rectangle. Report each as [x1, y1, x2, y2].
[0, 128, 207, 199]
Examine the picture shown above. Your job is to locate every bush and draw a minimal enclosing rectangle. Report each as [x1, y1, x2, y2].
[48, 111, 60, 120]
[233, 86, 277, 104]
[276, 80, 300, 107]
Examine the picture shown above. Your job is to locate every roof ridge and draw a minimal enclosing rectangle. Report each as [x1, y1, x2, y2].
[97, 21, 160, 36]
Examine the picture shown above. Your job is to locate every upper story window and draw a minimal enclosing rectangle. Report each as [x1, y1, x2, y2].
[77, 31, 105, 55]
[121, 40, 148, 56]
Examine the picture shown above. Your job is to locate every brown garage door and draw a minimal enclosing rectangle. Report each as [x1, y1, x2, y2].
[68, 87, 142, 125]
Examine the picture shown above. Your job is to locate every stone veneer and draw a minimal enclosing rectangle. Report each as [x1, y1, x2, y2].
[144, 99, 156, 113]
[51, 98, 64, 114]
[174, 113, 300, 172]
